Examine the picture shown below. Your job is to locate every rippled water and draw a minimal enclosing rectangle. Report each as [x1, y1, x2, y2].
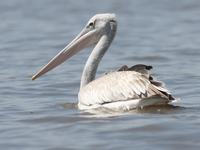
[1, 0, 200, 149]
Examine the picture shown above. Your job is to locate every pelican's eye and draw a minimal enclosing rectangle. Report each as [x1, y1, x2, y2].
[87, 21, 95, 29]
[89, 22, 94, 26]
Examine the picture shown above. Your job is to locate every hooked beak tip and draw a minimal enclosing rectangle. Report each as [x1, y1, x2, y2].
[31, 76, 36, 81]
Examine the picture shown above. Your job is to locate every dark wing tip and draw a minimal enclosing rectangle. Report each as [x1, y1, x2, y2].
[146, 65, 153, 70]
[117, 65, 129, 71]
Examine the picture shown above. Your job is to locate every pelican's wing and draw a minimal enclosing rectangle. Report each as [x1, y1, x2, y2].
[78, 71, 167, 106]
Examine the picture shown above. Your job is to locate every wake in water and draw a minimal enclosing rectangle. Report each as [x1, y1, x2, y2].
[59, 101, 183, 118]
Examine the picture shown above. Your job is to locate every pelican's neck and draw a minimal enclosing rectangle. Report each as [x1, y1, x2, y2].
[80, 27, 116, 88]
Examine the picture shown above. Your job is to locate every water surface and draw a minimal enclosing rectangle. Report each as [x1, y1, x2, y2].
[1, 0, 200, 149]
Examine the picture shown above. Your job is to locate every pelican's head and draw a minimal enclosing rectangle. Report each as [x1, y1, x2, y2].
[31, 13, 117, 81]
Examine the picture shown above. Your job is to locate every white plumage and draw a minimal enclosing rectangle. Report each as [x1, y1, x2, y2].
[78, 66, 179, 110]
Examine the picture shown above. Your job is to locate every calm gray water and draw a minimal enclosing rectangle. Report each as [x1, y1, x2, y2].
[1, 0, 200, 149]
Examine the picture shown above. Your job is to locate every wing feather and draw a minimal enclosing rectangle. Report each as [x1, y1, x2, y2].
[78, 71, 156, 106]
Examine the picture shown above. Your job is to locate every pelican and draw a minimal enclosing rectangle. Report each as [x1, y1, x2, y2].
[31, 13, 180, 110]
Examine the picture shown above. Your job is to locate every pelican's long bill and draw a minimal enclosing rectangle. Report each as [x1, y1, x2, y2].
[31, 27, 100, 81]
